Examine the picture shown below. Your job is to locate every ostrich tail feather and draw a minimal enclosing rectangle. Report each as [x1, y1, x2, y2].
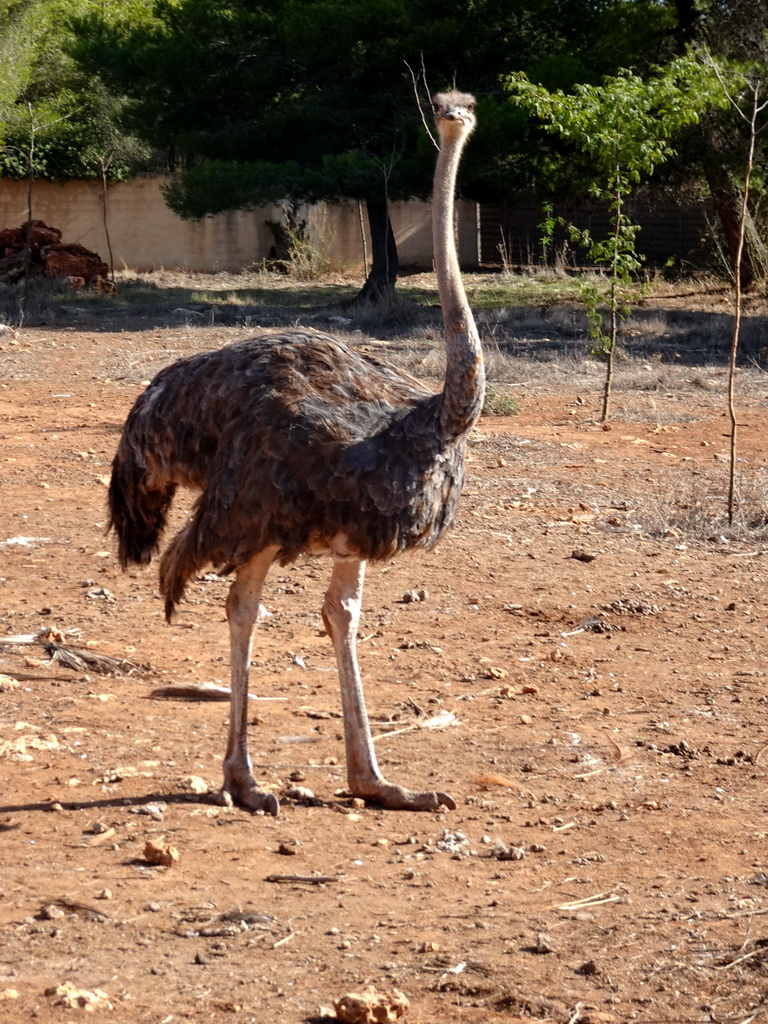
[108, 454, 176, 569]
[158, 524, 202, 622]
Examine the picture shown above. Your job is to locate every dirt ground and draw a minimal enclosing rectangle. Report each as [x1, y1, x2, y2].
[2, 284, 768, 1024]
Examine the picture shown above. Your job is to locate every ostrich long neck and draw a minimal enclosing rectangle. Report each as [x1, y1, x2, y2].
[433, 131, 484, 441]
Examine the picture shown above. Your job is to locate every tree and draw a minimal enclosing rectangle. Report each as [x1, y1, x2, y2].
[695, 53, 768, 524]
[0, 0, 156, 185]
[507, 56, 725, 419]
[72, 0, 677, 302]
[73, 0, 432, 302]
[0, 2, 37, 139]
[664, 0, 768, 288]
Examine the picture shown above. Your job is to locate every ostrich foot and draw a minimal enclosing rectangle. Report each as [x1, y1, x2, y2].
[351, 778, 456, 811]
[217, 765, 279, 816]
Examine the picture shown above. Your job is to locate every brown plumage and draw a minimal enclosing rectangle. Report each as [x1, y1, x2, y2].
[109, 91, 482, 815]
[111, 334, 465, 617]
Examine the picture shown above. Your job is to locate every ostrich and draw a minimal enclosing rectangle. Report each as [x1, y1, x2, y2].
[108, 91, 482, 815]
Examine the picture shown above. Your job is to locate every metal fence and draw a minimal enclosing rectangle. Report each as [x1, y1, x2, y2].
[480, 195, 715, 271]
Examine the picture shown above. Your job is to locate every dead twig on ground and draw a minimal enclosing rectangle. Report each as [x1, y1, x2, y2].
[265, 874, 339, 885]
[372, 709, 457, 741]
[149, 684, 286, 701]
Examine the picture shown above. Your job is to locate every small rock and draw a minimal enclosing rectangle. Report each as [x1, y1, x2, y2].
[144, 839, 179, 867]
[435, 829, 469, 854]
[491, 838, 526, 861]
[0, 989, 19, 1001]
[534, 931, 556, 953]
[39, 904, 65, 920]
[571, 549, 596, 563]
[45, 982, 113, 1012]
[277, 842, 298, 856]
[577, 959, 600, 976]
[485, 665, 508, 680]
[283, 785, 315, 802]
[130, 803, 166, 821]
[333, 985, 409, 1023]
[181, 776, 209, 795]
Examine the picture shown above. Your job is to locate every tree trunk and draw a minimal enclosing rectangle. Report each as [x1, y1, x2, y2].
[672, 0, 700, 51]
[355, 197, 398, 305]
[705, 163, 768, 290]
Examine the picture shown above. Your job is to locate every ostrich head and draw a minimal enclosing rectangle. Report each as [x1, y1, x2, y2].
[432, 91, 477, 140]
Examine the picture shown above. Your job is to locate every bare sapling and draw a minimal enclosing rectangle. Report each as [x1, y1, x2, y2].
[703, 53, 768, 523]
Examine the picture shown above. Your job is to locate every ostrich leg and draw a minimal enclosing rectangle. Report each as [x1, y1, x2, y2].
[220, 546, 280, 815]
[322, 557, 456, 811]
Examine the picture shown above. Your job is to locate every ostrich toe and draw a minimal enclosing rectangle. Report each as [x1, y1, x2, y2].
[352, 779, 456, 811]
[217, 766, 280, 816]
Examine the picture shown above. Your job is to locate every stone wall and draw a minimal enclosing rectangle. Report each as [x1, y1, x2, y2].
[0, 177, 479, 273]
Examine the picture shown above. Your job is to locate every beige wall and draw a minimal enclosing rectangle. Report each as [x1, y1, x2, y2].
[0, 176, 479, 273]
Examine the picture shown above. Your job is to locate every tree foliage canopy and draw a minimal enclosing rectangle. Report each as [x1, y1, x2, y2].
[1, 0, 765, 292]
[506, 55, 726, 189]
[71, 0, 678, 213]
[0, 0, 156, 181]
[507, 54, 729, 418]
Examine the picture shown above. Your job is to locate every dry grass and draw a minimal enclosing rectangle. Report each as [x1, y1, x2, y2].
[5, 266, 768, 406]
[631, 466, 768, 544]
[482, 384, 519, 416]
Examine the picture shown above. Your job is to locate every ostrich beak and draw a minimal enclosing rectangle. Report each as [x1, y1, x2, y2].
[440, 109, 467, 123]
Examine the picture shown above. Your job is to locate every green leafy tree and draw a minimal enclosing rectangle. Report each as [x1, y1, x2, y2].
[0, 2, 37, 138]
[661, 0, 768, 287]
[0, 0, 156, 185]
[72, 0, 676, 302]
[74, 0, 427, 302]
[506, 55, 725, 420]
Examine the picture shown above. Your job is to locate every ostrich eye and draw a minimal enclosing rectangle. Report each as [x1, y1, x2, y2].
[466, 103, 476, 112]
[432, 104, 440, 114]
